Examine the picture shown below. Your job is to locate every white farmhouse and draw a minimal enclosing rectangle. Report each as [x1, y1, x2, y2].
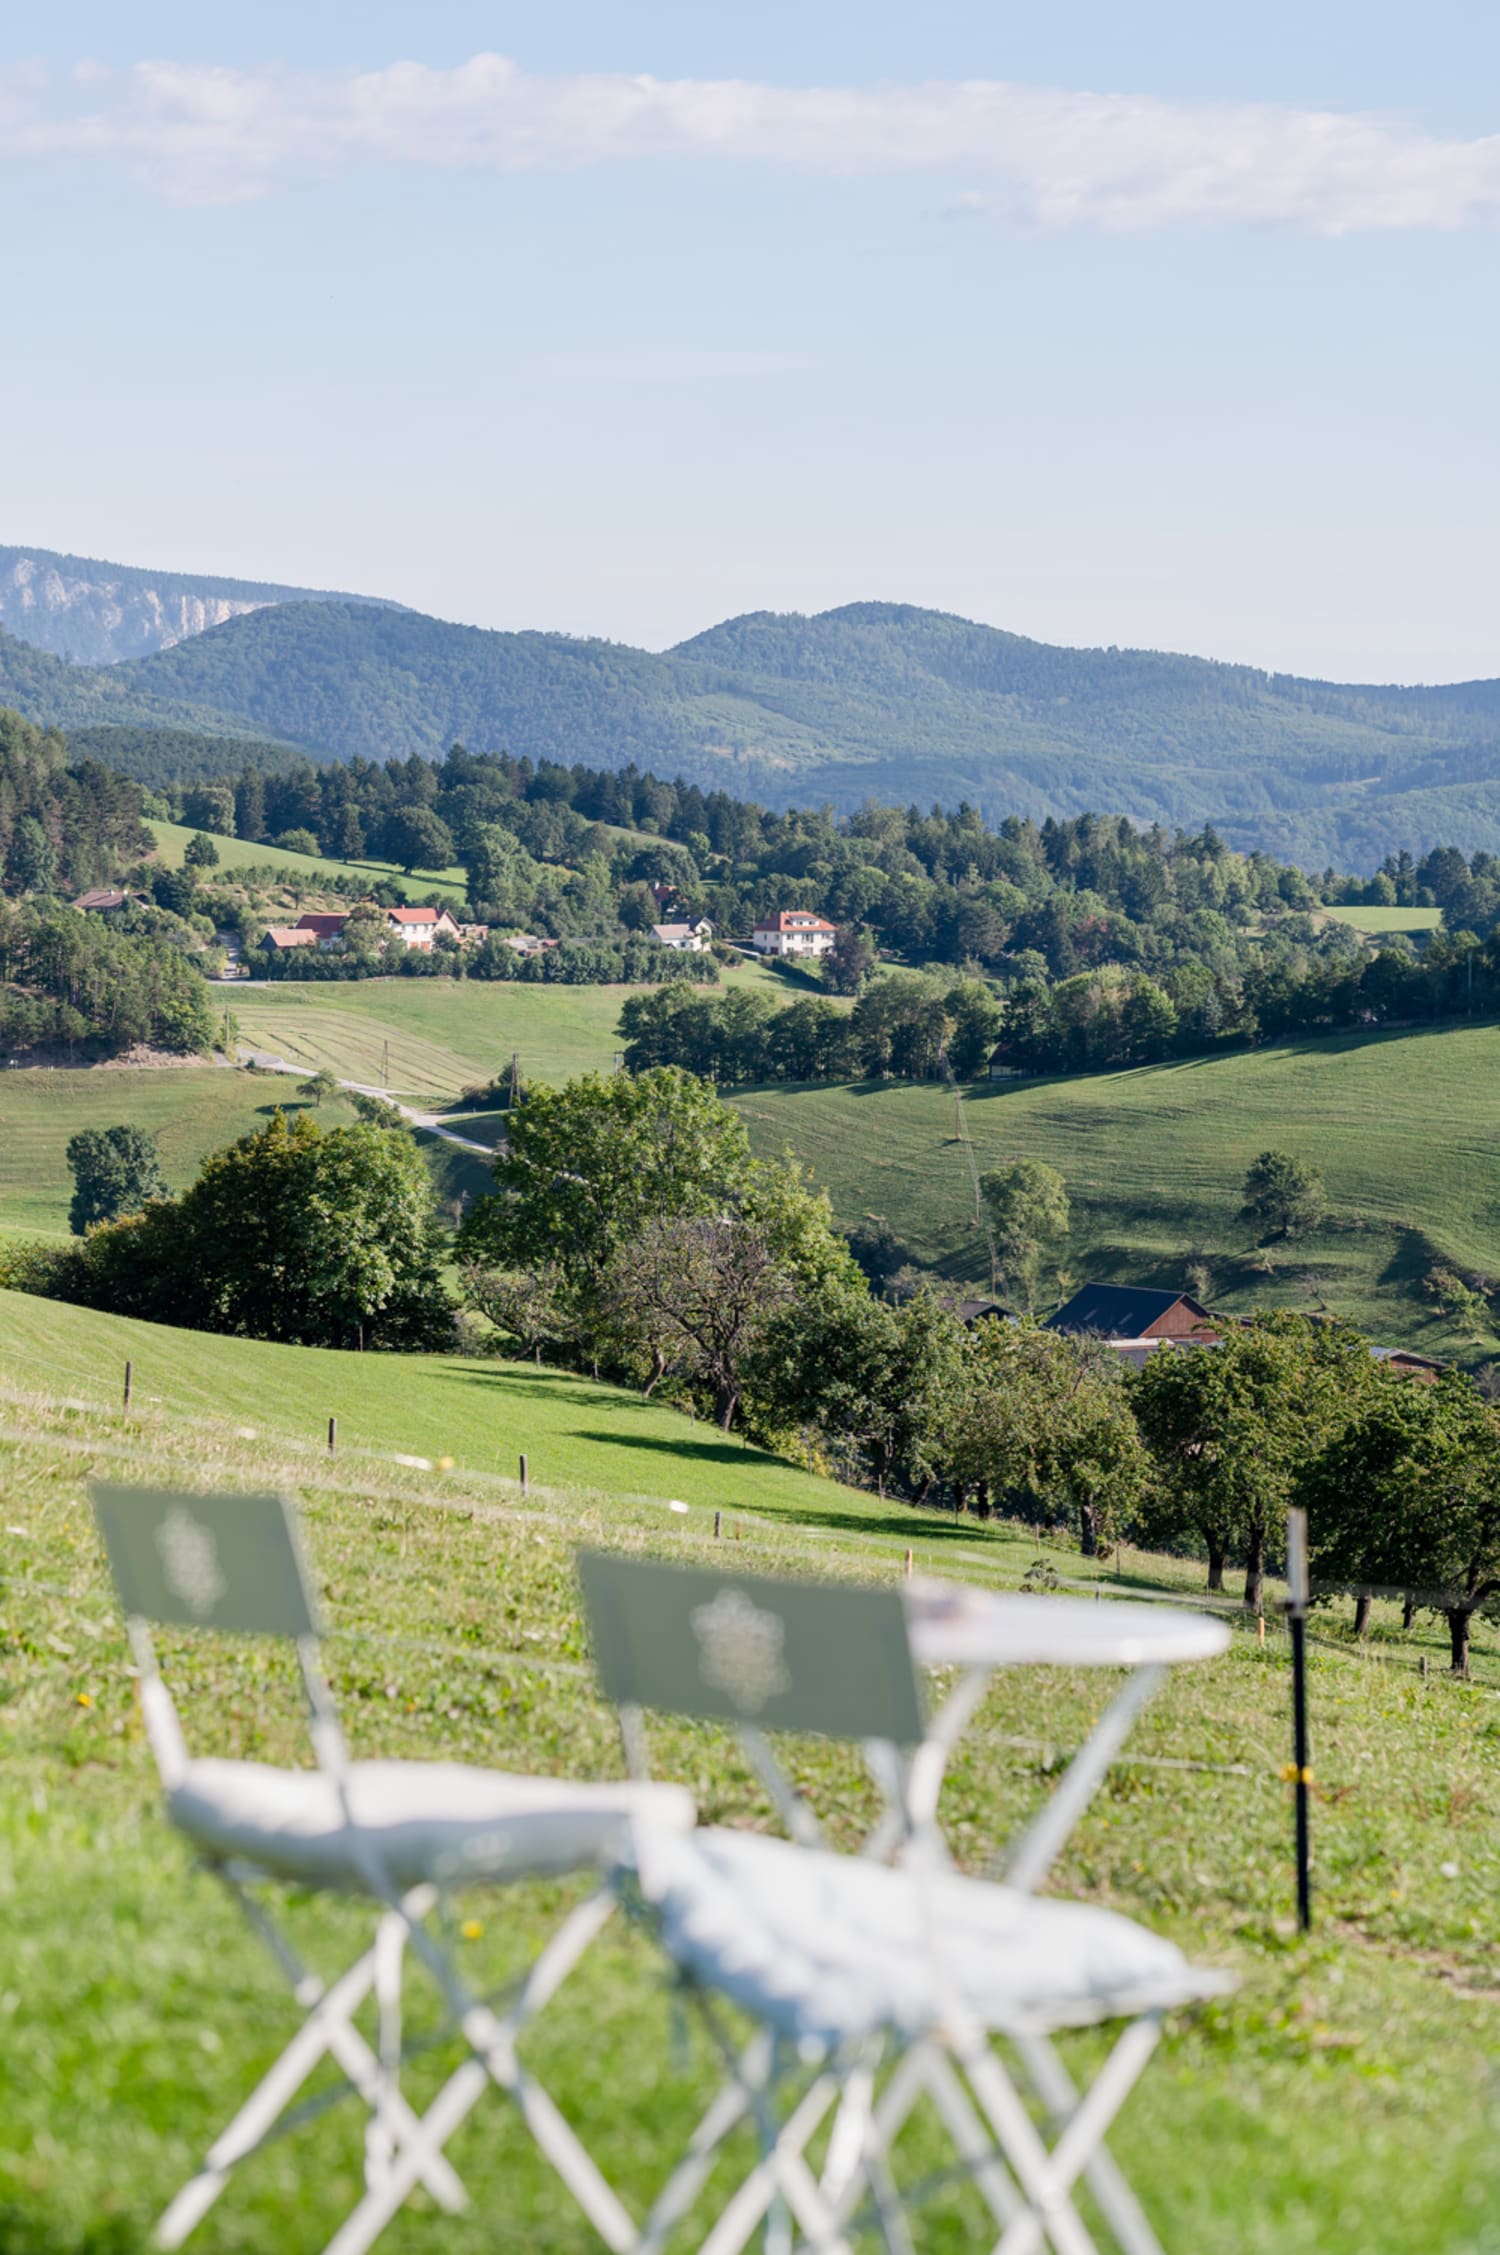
[751, 909, 837, 959]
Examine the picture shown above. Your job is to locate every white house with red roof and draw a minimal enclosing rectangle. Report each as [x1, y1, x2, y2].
[384, 905, 461, 950]
[751, 909, 837, 959]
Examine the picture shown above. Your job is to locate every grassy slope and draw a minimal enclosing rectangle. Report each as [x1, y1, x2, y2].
[0, 1069, 365, 1240]
[3, 1359, 1499, 2252]
[0, 1288, 857, 1524]
[148, 818, 469, 904]
[1323, 905, 1443, 935]
[731, 1020, 1500, 1357]
[234, 959, 791, 1101]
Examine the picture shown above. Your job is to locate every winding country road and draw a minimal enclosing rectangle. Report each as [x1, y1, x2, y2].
[235, 1049, 497, 1156]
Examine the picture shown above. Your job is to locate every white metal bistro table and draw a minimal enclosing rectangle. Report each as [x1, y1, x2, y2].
[897, 1580, 1231, 1890]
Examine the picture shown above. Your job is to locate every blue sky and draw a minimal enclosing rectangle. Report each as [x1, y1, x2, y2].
[4, 2, 1498, 679]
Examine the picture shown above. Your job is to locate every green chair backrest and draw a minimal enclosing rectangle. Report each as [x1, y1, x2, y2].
[91, 1484, 323, 1640]
[578, 1550, 924, 1747]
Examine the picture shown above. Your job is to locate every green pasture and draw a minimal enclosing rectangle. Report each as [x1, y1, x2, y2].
[3, 1340, 1499, 2253]
[1323, 905, 1444, 936]
[148, 819, 469, 904]
[234, 959, 789, 1102]
[0, 1288, 856, 1524]
[729, 1019, 1500, 1357]
[0, 1068, 362, 1241]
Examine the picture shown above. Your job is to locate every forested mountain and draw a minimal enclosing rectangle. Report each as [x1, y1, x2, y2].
[5, 588, 1500, 865]
[0, 544, 389, 663]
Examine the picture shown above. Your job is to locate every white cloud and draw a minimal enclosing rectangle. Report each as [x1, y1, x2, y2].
[7, 54, 1500, 230]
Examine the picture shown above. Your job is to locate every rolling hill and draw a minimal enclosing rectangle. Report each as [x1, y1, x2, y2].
[7, 573, 1500, 861]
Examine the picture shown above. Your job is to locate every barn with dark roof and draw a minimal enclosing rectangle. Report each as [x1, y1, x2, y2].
[1046, 1285, 1218, 1341]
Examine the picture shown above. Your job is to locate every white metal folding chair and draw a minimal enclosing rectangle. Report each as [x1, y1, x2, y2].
[578, 1550, 1233, 2255]
[91, 1483, 695, 2255]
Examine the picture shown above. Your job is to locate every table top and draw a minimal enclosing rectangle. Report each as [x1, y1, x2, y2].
[905, 1578, 1230, 1669]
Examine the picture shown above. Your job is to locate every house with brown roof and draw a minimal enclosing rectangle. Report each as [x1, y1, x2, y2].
[73, 888, 132, 914]
[751, 909, 837, 959]
[294, 912, 351, 949]
[261, 925, 319, 953]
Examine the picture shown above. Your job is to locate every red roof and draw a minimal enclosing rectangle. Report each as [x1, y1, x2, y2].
[294, 913, 349, 937]
[754, 910, 837, 933]
[386, 905, 453, 925]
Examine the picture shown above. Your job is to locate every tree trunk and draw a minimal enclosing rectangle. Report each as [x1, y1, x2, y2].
[952, 1483, 968, 1517]
[641, 1347, 667, 1400]
[715, 1384, 738, 1432]
[1402, 1591, 1418, 1632]
[912, 1473, 933, 1507]
[1206, 1536, 1226, 1593]
[1242, 1531, 1266, 1615]
[1353, 1592, 1373, 1638]
[1447, 1607, 1472, 1679]
[1078, 1501, 1098, 1559]
[975, 1480, 992, 1521]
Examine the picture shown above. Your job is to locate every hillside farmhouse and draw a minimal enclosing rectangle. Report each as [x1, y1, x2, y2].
[72, 889, 133, 914]
[651, 919, 713, 952]
[283, 906, 464, 954]
[752, 909, 837, 959]
[261, 925, 318, 953]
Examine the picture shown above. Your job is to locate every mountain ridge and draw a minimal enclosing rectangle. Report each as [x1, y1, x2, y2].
[0, 543, 394, 665]
[4, 576, 1500, 866]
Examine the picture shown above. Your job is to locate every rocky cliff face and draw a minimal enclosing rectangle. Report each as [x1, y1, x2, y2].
[0, 545, 385, 664]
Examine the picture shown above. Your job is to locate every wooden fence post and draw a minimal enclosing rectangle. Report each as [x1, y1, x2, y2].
[519, 1453, 528, 1494]
[327, 1416, 337, 1456]
[122, 1361, 133, 1410]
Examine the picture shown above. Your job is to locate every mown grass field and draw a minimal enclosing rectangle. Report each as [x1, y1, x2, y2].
[148, 819, 469, 904]
[0, 1069, 363, 1241]
[1323, 905, 1444, 936]
[3, 1310, 1499, 2254]
[730, 1018, 1500, 1358]
[234, 960, 789, 1102]
[0, 1289, 855, 1523]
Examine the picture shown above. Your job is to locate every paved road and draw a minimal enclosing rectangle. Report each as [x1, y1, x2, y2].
[236, 1049, 497, 1157]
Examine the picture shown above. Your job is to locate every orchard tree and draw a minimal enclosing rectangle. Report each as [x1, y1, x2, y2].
[183, 831, 220, 870]
[66, 1124, 168, 1234]
[297, 1070, 342, 1108]
[460, 1066, 756, 1321]
[1297, 1374, 1500, 1677]
[1242, 1149, 1328, 1241]
[979, 1158, 1070, 1312]
[936, 1321, 1147, 1551]
[749, 1284, 967, 1497]
[1131, 1312, 1373, 1606]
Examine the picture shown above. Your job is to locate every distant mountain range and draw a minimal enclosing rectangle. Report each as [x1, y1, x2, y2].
[0, 543, 390, 664]
[4, 544, 1500, 867]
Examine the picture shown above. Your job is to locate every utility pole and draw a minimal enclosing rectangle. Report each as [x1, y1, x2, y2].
[382, 1038, 389, 1088]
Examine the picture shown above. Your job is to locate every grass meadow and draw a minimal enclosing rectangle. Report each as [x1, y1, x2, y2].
[1322, 906, 1445, 936]
[729, 1017, 1500, 1359]
[2, 1309, 1499, 2254]
[148, 821, 470, 905]
[233, 959, 790, 1102]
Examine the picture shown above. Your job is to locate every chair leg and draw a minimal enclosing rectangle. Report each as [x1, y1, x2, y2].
[322, 1888, 637, 2255]
[1013, 2032, 1164, 2255]
[959, 2014, 1164, 2255]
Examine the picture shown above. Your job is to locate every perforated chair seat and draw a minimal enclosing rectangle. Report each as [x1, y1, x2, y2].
[635, 1826, 1228, 2049]
[169, 1758, 695, 1892]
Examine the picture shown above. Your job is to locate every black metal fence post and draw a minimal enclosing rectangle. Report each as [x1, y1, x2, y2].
[1286, 1506, 1312, 1932]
